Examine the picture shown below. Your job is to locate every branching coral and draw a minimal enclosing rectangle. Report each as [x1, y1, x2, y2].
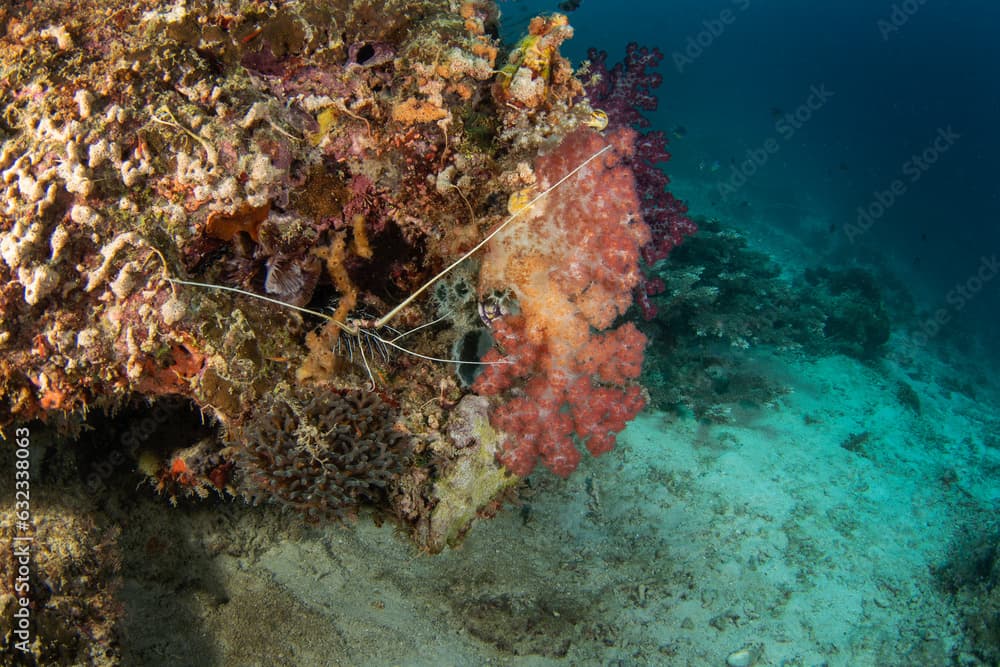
[238, 386, 410, 522]
[640, 219, 892, 420]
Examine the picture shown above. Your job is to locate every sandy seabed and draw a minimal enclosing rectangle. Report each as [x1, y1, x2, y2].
[117, 334, 999, 666]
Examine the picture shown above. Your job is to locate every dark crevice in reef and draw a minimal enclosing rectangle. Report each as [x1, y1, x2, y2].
[72, 397, 217, 500]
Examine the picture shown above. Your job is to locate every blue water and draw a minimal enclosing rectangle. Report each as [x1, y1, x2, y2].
[502, 0, 1000, 360]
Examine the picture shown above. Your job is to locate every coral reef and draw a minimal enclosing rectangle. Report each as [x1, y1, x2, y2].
[0, 4, 695, 642]
[0, 431, 121, 665]
[0, 0, 516, 430]
[639, 218, 893, 420]
[646, 218, 803, 352]
[644, 218, 890, 357]
[0, 2, 708, 659]
[237, 385, 410, 522]
[799, 267, 891, 359]
[493, 14, 578, 110]
[936, 519, 1000, 664]
[0, 2, 723, 662]
[0, 508, 122, 665]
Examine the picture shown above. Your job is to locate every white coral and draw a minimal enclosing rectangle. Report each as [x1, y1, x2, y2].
[21, 264, 60, 305]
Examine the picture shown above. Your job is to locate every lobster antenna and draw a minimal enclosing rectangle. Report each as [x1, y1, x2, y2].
[165, 277, 507, 366]
[166, 277, 355, 332]
[357, 327, 509, 366]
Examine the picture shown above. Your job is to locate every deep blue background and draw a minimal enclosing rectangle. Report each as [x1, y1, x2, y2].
[499, 0, 999, 352]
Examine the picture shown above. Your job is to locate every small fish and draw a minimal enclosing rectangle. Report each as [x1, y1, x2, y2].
[670, 124, 688, 139]
[697, 159, 721, 173]
[585, 109, 608, 131]
[557, 0, 582, 11]
[507, 187, 535, 214]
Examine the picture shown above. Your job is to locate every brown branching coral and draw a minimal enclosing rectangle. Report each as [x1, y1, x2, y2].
[237, 386, 411, 522]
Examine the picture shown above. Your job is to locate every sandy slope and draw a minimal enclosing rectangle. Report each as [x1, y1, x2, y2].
[120, 336, 999, 666]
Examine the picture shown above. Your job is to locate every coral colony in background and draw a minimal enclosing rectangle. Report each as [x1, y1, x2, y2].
[0, 0, 693, 661]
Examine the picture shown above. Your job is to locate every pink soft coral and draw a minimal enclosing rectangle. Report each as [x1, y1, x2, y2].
[475, 319, 647, 477]
[474, 128, 649, 477]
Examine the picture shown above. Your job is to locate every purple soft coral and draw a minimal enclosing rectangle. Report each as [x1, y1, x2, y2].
[631, 130, 696, 266]
[586, 43, 663, 128]
[585, 42, 696, 319]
